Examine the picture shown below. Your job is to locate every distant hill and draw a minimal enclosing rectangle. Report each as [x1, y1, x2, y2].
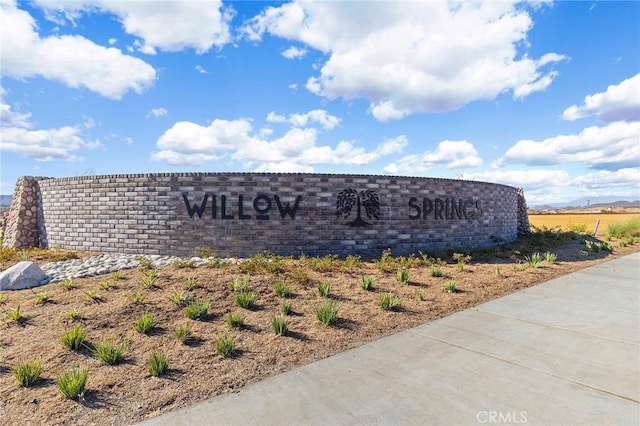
[531, 199, 640, 211]
[0, 195, 12, 207]
[531, 196, 640, 210]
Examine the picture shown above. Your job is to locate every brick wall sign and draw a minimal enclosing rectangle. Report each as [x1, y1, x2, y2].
[1, 173, 530, 257]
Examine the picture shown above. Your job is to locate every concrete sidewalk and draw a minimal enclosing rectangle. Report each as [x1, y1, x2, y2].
[141, 253, 640, 426]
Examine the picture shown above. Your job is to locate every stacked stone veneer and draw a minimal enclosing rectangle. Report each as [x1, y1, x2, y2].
[2, 176, 41, 248]
[516, 187, 531, 236]
[3, 173, 527, 257]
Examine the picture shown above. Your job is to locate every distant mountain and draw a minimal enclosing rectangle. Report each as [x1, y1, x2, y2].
[531, 197, 640, 210]
[0, 195, 12, 207]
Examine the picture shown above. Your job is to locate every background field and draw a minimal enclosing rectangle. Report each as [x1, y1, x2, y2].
[528, 213, 640, 237]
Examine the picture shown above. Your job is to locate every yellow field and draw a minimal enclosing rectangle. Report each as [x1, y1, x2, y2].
[528, 213, 640, 237]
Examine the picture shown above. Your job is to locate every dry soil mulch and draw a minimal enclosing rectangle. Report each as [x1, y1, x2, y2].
[1, 241, 638, 425]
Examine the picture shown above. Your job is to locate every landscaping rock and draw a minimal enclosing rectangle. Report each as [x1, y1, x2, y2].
[0, 261, 49, 290]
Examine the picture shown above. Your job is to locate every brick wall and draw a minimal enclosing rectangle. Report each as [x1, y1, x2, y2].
[6, 173, 523, 257]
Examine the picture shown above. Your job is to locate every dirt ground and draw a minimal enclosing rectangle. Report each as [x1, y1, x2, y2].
[1, 237, 638, 425]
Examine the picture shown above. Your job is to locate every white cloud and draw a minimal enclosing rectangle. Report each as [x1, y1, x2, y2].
[243, 1, 565, 121]
[384, 140, 482, 174]
[35, 0, 233, 54]
[562, 73, 640, 122]
[0, 86, 32, 128]
[463, 169, 570, 190]
[1, 0, 156, 99]
[133, 39, 156, 55]
[195, 65, 208, 74]
[108, 37, 117, 45]
[571, 168, 640, 191]
[288, 83, 298, 90]
[368, 101, 411, 122]
[154, 119, 253, 164]
[266, 109, 341, 130]
[255, 162, 314, 173]
[513, 70, 557, 99]
[461, 169, 571, 204]
[281, 46, 307, 59]
[1, 122, 101, 161]
[152, 116, 404, 169]
[496, 121, 640, 170]
[122, 137, 133, 145]
[147, 107, 168, 118]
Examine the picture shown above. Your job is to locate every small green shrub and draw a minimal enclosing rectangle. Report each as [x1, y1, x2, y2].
[317, 281, 332, 297]
[196, 246, 215, 258]
[620, 236, 639, 247]
[111, 270, 123, 280]
[185, 300, 209, 320]
[361, 275, 374, 291]
[316, 300, 339, 325]
[136, 256, 154, 271]
[18, 249, 31, 261]
[239, 252, 286, 274]
[281, 300, 293, 315]
[168, 289, 188, 307]
[61, 325, 86, 351]
[100, 280, 112, 290]
[139, 274, 158, 290]
[226, 312, 245, 328]
[174, 324, 192, 343]
[67, 307, 81, 321]
[134, 312, 156, 334]
[182, 277, 199, 290]
[272, 314, 288, 336]
[215, 334, 236, 358]
[583, 240, 612, 253]
[567, 223, 587, 233]
[6, 305, 24, 323]
[35, 291, 51, 304]
[233, 291, 258, 309]
[57, 366, 88, 400]
[13, 359, 44, 387]
[374, 248, 396, 272]
[173, 258, 196, 269]
[148, 350, 169, 377]
[544, 251, 557, 263]
[229, 277, 250, 293]
[130, 291, 146, 304]
[273, 280, 292, 298]
[495, 265, 503, 277]
[286, 268, 309, 286]
[0, 293, 7, 304]
[444, 280, 458, 293]
[524, 252, 543, 268]
[84, 290, 102, 302]
[430, 266, 444, 277]
[60, 278, 74, 290]
[94, 337, 126, 365]
[418, 290, 426, 301]
[607, 218, 640, 239]
[512, 260, 528, 272]
[379, 293, 400, 311]
[452, 252, 471, 272]
[396, 268, 410, 284]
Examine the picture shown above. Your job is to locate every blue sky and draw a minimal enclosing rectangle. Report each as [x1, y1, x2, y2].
[1, 0, 638, 205]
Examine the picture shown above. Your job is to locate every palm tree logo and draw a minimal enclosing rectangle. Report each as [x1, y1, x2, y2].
[335, 189, 381, 227]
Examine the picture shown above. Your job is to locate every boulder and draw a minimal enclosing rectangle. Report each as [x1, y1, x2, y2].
[0, 261, 50, 290]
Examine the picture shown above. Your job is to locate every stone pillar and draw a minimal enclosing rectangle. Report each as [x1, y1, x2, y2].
[516, 187, 531, 236]
[1, 176, 40, 248]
